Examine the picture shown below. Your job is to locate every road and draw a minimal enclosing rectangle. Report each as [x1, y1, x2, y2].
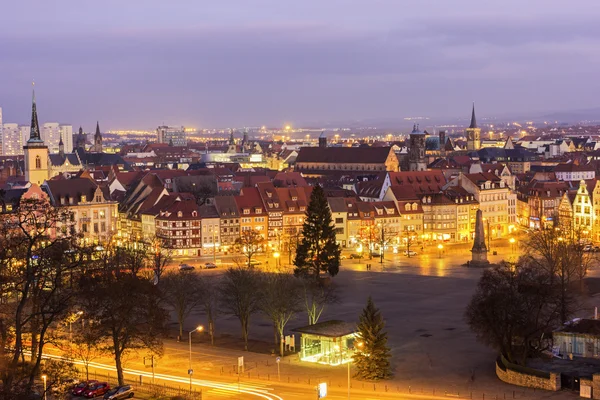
[41, 347, 451, 400]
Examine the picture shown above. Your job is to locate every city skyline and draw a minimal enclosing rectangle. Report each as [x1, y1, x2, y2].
[1, 1, 600, 130]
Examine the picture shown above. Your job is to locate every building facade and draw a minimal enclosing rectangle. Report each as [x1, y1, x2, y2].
[157, 125, 187, 146]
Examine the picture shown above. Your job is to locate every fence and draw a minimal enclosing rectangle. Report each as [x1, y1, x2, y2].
[82, 370, 202, 400]
[219, 358, 553, 400]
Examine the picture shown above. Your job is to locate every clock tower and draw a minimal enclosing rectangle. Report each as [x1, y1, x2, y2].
[24, 85, 49, 185]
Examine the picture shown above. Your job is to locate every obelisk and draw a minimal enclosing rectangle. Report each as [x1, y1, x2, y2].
[470, 209, 489, 266]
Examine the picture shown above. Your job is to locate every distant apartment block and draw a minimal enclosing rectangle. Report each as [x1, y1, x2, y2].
[0, 106, 3, 155]
[42, 123, 73, 154]
[157, 125, 187, 146]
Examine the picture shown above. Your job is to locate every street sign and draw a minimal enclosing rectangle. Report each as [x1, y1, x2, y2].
[188, 369, 193, 375]
[276, 357, 281, 364]
[318, 382, 327, 398]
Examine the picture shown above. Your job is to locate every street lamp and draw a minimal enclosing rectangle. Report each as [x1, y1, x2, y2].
[437, 244, 443, 259]
[273, 252, 280, 269]
[41, 375, 47, 400]
[189, 325, 204, 394]
[509, 237, 516, 254]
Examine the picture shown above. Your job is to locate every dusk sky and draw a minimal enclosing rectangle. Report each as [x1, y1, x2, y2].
[1, 1, 599, 130]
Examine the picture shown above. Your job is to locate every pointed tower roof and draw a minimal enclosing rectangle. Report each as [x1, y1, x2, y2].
[28, 83, 43, 143]
[94, 121, 101, 139]
[78, 126, 83, 135]
[59, 134, 64, 146]
[469, 103, 477, 129]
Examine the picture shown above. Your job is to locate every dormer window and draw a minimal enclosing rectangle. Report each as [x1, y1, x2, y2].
[267, 191, 272, 198]
[412, 203, 418, 211]
[244, 209, 250, 214]
[292, 196, 298, 201]
[192, 211, 198, 217]
[177, 211, 183, 217]
[274, 203, 279, 208]
[81, 195, 86, 203]
[300, 206, 306, 211]
[69, 197, 74, 205]
[61, 197, 65, 205]
[289, 206, 295, 212]
[405, 203, 411, 211]
[255, 208, 262, 214]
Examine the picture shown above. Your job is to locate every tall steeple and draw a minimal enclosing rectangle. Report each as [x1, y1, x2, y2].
[91, 121, 103, 153]
[466, 103, 481, 152]
[24, 82, 49, 185]
[58, 134, 64, 157]
[28, 83, 42, 143]
[469, 102, 477, 129]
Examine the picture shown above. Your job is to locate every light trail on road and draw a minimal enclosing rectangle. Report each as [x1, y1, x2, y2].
[36, 352, 284, 400]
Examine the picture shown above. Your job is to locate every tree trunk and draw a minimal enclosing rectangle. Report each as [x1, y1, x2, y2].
[115, 350, 124, 386]
[273, 325, 278, 346]
[241, 317, 249, 351]
[85, 363, 89, 380]
[209, 321, 214, 346]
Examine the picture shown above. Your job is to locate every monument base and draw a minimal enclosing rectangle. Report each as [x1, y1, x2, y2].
[466, 260, 490, 268]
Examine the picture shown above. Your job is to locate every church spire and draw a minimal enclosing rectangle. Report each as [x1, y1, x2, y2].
[95, 121, 101, 139]
[469, 102, 477, 129]
[58, 134, 64, 156]
[29, 82, 42, 142]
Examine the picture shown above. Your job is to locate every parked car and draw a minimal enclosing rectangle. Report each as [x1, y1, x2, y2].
[340, 255, 347, 260]
[204, 262, 217, 269]
[403, 250, 417, 257]
[179, 263, 195, 271]
[103, 385, 134, 399]
[84, 382, 110, 398]
[72, 380, 98, 396]
[249, 259, 262, 266]
[584, 245, 594, 252]
[349, 253, 362, 259]
[370, 252, 381, 258]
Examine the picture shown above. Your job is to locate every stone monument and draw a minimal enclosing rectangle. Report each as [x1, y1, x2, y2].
[470, 209, 489, 267]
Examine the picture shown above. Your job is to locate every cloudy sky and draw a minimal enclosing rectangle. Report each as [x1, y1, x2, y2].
[1, 0, 599, 130]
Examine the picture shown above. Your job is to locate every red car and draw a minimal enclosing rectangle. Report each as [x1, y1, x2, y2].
[84, 382, 110, 398]
[72, 380, 98, 396]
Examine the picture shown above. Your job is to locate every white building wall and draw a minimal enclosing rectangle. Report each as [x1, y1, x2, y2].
[42, 122, 61, 153]
[20, 125, 31, 147]
[1, 123, 23, 156]
[59, 124, 73, 153]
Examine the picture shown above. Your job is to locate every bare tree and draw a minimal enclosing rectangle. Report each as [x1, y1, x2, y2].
[300, 278, 339, 325]
[465, 262, 561, 365]
[198, 275, 220, 345]
[0, 196, 87, 395]
[260, 273, 303, 356]
[69, 328, 103, 381]
[161, 270, 203, 340]
[79, 272, 168, 385]
[235, 230, 265, 268]
[219, 268, 262, 351]
[402, 227, 417, 257]
[148, 236, 173, 285]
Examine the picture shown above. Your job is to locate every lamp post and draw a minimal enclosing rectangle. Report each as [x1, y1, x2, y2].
[42, 375, 47, 400]
[437, 244, 443, 259]
[378, 223, 384, 264]
[273, 252, 280, 269]
[509, 237, 516, 254]
[188, 325, 204, 394]
[212, 227, 217, 263]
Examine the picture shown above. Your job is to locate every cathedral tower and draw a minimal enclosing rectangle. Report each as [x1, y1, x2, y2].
[466, 103, 481, 152]
[90, 121, 103, 153]
[408, 124, 427, 171]
[24, 84, 49, 185]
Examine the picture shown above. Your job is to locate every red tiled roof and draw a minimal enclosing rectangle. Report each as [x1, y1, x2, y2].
[295, 147, 392, 164]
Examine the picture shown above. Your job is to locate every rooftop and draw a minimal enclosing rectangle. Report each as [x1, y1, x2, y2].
[292, 320, 356, 338]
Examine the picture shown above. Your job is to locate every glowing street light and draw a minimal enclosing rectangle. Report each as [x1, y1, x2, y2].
[42, 375, 47, 400]
[437, 244, 443, 259]
[188, 325, 204, 394]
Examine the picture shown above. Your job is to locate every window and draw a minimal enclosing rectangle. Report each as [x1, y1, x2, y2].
[101, 222, 106, 232]
[244, 209, 250, 215]
[93, 211, 99, 219]
[335, 218, 344, 224]
[35, 156, 41, 169]
[99, 210, 105, 218]
[96, 195, 102, 202]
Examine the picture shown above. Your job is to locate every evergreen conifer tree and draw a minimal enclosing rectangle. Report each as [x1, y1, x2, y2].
[353, 296, 392, 380]
[293, 185, 341, 280]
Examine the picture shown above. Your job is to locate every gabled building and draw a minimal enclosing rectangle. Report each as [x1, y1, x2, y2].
[214, 196, 241, 253]
[43, 177, 118, 243]
[155, 197, 202, 257]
